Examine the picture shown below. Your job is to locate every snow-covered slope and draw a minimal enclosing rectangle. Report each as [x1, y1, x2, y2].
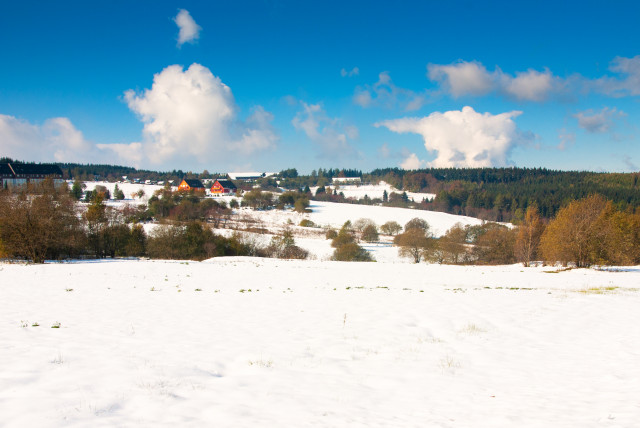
[1, 259, 639, 427]
[252, 200, 484, 237]
[313, 181, 435, 202]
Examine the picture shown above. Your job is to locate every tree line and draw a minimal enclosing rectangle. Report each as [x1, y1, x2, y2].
[388, 194, 640, 267]
[366, 167, 640, 222]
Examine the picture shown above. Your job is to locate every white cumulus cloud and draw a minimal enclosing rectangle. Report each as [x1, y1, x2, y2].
[428, 61, 559, 102]
[427, 61, 495, 97]
[174, 9, 202, 47]
[501, 69, 556, 102]
[376, 106, 523, 168]
[109, 63, 276, 168]
[400, 153, 425, 170]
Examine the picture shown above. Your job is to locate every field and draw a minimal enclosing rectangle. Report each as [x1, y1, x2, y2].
[1, 187, 640, 427]
[2, 259, 640, 427]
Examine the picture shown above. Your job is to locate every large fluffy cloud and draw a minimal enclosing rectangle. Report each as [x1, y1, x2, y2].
[174, 9, 202, 47]
[292, 102, 358, 159]
[109, 63, 276, 167]
[376, 106, 522, 168]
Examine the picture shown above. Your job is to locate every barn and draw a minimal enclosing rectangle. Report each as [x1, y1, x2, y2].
[0, 163, 64, 189]
[210, 179, 237, 196]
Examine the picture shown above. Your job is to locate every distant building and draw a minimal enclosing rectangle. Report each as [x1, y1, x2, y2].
[178, 179, 206, 192]
[0, 163, 64, 189]
[210, 179, 237, 196]
[332, 177, 361, 184]
[227, 172, 277, 181]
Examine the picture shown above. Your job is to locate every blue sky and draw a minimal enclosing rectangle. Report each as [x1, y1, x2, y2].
[1, 0, 640, 173]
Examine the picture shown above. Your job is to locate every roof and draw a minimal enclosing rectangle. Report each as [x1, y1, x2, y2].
[214, 179, 237, 189]
[227, 172, 264, 180]
[0, 164, 13, 177]
[181, 179, 205, 188]
[0, 163, 63, 177]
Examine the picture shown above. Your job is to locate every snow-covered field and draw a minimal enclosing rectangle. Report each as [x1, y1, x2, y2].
[2, 258, 640, 427]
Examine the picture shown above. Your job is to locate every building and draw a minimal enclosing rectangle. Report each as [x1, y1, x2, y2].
[210, 179, 237, 196]
[332, 177, 362, 185]
[227, 172, 277, 181]
[177, 179, 206, 193]
[0, 162, 64, 189]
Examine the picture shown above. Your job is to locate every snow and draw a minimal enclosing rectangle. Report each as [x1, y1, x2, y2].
[1, 259, 639, 427]
[312, 181, 436, 203]
[81, 181, 168, 205]
[251, 200, 484, 237]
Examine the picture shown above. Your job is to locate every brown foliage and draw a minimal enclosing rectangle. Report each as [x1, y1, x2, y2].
[540, 195, 615, 267]
[0, 180, 84, 262]
[515, 206, 545, 266]
[473, 224, 517, 265]
[394, 228, 433, 263]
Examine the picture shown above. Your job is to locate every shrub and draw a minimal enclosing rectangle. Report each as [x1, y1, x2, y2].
[299, 219, 315, 228]
[325, 228, 338, 240]
[294, 198, 310, 213]
[331, 242, 374, 262]
[472, 224, 517, 265]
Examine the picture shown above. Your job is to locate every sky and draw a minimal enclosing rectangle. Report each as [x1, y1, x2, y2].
[1, 0, 640, 174]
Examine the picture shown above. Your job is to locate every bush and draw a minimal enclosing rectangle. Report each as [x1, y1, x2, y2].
[299, 219, 316, 227]
[146, 222, 250, 261]
[331, 242, 374, 262]
[325, 228, 338, 240]
[472, 224, 516, 265]
[242, 189, 274, 209]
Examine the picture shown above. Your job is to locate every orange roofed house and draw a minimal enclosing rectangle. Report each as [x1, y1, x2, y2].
[210, 179, 237, 196]
[178, 178, 206, 193]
